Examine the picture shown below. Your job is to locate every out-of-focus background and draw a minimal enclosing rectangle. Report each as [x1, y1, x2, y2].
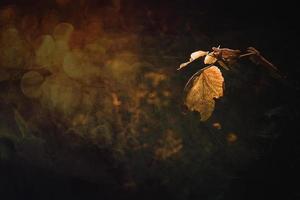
[0, 0, 299, 199]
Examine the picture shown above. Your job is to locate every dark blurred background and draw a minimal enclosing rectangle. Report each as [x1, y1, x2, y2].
[0, 0, 299, 200]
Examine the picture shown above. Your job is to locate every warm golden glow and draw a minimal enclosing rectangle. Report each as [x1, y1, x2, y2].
[226, 133, 238, 144]
[212, 122, 222, 130]
[0, 1, 175, 156]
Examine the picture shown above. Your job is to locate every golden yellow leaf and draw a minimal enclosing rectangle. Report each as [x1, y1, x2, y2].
[185, 66, 224, 121]
[204, 52, 217, 64]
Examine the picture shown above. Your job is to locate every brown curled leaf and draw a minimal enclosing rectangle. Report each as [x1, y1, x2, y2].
[212, 47, 241, 61]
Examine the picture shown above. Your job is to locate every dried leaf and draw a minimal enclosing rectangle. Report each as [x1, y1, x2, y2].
[212, 47, 241, 60]
[185, 66, 224, 121]
[204, 52, 217, 64]
[178, 50, 208, 70]
[191, 50, 209, 60]
[178, 61, 191, 70]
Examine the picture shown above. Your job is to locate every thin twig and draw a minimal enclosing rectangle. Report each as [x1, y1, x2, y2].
[239, 52, 256, 58]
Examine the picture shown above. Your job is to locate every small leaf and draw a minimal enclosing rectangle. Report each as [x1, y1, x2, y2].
[178, 50, 208, 70]
[185, 66, 224, 121]
[191, 50, 208, 60]
[204, 52, 217, 64]
[212, 47, 241, 60]
[178, 61, 191, 70]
